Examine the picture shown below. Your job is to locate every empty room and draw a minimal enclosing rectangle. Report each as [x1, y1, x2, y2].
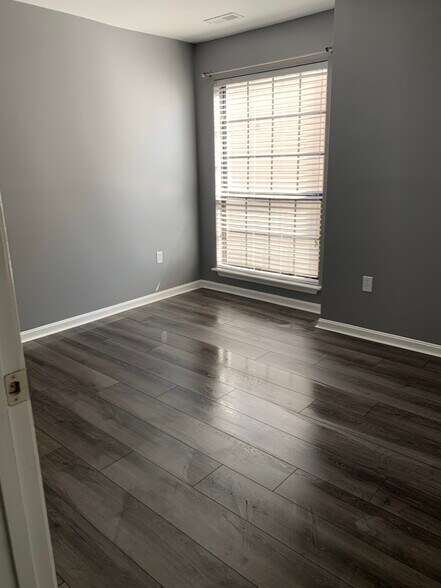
[0, 0, 441, 586]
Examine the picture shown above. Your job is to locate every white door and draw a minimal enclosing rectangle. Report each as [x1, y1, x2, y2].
[0, 193, 56, 588]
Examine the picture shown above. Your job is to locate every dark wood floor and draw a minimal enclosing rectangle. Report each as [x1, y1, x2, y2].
[25, 288, 441, 587]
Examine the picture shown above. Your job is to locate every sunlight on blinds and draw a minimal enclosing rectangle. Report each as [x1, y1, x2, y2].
[214, 63, 328, 282]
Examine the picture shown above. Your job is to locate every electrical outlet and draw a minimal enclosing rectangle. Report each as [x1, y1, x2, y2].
[362, 275, 373, 293]
[156, 251, 163, 264]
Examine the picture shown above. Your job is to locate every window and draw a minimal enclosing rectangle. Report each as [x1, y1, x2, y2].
[214, 62, 328, 289]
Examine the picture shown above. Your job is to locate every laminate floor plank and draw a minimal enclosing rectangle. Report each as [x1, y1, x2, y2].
[160, 387, 384, 499]
[302, 401, 441, 469]
[36, 428, 61, 458]
[55, 327, 235, 399]
[318, 355, 441, 396]
[367, 403, 441, 444]
[181, 289, 315, 324]
[156, 294, 254, 324]
[32, 392, 131, 470]
[157, 341, 376, 415]
[24, 341, 117, 391]
[113, 314, 268, 362]
[221, 391, 441, 496]
[39, 336, 176, 397]
[42, 328, 104, 347]
[90, 337, 234, 399]
[27, 358, 67, 392]
[425, 357, 441, 375]
[258, 351, 441, 423]
[113, 316, 377, 415]
[45, 486, 161, 588]
[42, 381, 291, 489]
[30, 289, 441, 586]
[81, 321, 161, 353]
[196, 466, 439, 587]
[114, 315, 361, 409]
[127, 300, 224, 328]
[185, 289, 318, 326]
[103, 451, 347, 588]
[146, 297, 236, 326]
[64, 314, 120, 331]
[218, 389, 434, 481]
[40, 384, 221, 486]
[310, 324, 430, 368]
[188, 290, 429, 367]
[370, 478, 441, 539]
[150, 304, 327, 365]
[374, 358, 441, 390]
[121, 307, 156, 322]
[225, 318, 382, 367]
[130, 313, 268, 360]
[98, 383, 294, 489]
[42, 448, 253, 588]
[149, 344, 312, 412]
[275, 469, 441, 582]
[197, 321, 327, 364]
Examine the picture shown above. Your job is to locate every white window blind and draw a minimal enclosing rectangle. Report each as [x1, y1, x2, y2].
[214, 63, 328, 283]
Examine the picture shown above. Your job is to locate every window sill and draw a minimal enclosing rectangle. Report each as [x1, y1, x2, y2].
[212, 267, 322, 294]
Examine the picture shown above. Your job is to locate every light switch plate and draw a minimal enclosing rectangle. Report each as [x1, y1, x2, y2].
[156, 251, 163, 264]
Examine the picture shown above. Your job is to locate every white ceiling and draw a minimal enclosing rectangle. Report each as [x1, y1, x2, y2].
[15, 0, 334, 43]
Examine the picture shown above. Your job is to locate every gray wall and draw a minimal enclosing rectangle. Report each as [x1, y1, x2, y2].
[193, 11, 334, 305]
[321, 0, 441, 344]
[3, 0, 437, 344]
[0, 0, 198, 331]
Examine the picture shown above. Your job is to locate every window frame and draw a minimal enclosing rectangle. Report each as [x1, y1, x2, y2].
[212, 59, 331, 294]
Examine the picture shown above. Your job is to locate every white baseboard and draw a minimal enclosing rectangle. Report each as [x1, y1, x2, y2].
[21, 278, 321, 344]
[316, 318, 441, 358]
[200, 279, 321, 314]
[21, 281, 202, 343]
[21, 275, 438, 357]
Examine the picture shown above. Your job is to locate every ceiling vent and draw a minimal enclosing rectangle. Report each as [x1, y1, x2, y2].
[204, 12, 244, 25]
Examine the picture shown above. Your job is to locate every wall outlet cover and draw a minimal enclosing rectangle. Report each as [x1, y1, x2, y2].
[362, 275, 373, 293]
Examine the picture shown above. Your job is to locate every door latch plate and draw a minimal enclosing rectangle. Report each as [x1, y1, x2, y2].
[4, 369, 29, 406]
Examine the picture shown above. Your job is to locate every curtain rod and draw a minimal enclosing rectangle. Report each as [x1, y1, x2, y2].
[201, 46, 333, 79]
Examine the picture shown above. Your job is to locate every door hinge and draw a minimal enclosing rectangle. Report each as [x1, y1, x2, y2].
[4, 369, 30, 406]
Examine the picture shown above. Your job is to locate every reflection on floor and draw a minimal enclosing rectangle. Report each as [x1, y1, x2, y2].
[26, 288, 441, 587]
